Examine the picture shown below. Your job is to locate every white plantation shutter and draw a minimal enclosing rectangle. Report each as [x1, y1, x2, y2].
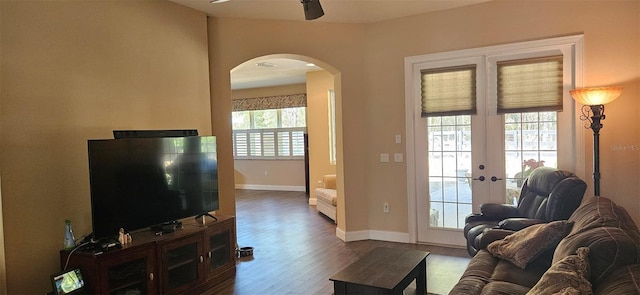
[232, 128, 306, 159]
[249, 132, 261, 157]
[233, 132, 248, 157]
[291, 130, 305, 156]
[278, 131, 291, 156]
[497, 56, 563, 113]
[262, 131, 276, 157]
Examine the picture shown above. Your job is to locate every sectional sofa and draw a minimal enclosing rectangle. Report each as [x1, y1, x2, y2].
[450, 195, 640, 294]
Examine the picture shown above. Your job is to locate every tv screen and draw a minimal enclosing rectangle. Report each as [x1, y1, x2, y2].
[88, 136, 218, 240]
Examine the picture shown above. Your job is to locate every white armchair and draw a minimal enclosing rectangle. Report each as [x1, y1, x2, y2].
[315, 174, 337, 222]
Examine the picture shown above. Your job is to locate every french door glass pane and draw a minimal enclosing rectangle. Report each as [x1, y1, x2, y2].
[504, 112, 557, 205]
[427, 115, 472, 229]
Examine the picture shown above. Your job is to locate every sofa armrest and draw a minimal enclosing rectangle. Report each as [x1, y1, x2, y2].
[498, 218, 546, 231]
[475, 228, 515, 250]
[465, 213, 502, 224]
[479, 203, 520, 219]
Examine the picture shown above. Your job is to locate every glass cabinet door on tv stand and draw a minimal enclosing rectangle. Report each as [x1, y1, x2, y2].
[160, 232, 205, 293]
[99, 246, 157, 294]
[205, 219, 235, 278]
[60, 243, 158, 294]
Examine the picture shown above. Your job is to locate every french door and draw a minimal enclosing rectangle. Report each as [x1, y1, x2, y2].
[407, 35, 583, 247]
[416, 111, 559, 246]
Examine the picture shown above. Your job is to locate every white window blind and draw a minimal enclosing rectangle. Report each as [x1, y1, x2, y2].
[249, 132, 262, 156]
[234, 133, 248, 157]
[421, 65, 477, 117]
[232, 106, 307, 160]
[278, 131, 291, 156]
[233, 127, 306, 159]
[262, 131, 276, 157]
[497, 56, 563, 114]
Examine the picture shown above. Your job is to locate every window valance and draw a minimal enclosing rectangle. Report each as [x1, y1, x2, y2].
[232, 93, 307, 111]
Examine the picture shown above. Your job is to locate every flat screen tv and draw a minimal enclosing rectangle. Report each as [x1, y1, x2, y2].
[88, 135, 218, 241]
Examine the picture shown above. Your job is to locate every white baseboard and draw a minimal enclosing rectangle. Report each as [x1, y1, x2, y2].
[336, 227, 347, 241]
[235, 184, 306, 192]
[368, 230, 411, 243]
[335, 228, 411, 243]
[343, 230, 369, 242]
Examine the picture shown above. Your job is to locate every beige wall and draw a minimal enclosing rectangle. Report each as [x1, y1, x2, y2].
[0, 1, 211, 293]
[0, 1, 5, 293]
[234, 160, 305, 189]
[307, 71, 337, 197]
[362, 0, 640, 232]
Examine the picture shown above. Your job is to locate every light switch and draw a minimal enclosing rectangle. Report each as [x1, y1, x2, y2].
[380, 153, 390, 163]
[394, 153, 404, 163]
[395, 134, 402, 144]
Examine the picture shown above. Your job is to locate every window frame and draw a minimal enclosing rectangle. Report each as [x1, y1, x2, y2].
[328, 90, 337, 165]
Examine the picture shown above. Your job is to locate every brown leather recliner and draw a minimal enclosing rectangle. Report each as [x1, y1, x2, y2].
[463, 167, 587, 256]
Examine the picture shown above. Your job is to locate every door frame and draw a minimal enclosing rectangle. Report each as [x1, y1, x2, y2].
[404, 35, 585, 245]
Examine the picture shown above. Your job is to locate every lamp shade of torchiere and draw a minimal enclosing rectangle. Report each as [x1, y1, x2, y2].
[569, 86, 623, 196]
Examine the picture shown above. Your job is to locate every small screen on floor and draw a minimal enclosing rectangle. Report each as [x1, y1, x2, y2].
[51, 268, 85, 295]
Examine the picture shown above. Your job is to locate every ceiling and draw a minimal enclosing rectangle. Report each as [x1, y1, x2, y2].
[230, 58, 322, 90]
[170, 0, 489, 24]
[169, 0, 490, 90]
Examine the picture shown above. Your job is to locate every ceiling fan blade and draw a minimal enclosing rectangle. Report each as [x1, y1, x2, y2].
[301, 0, 324, 20]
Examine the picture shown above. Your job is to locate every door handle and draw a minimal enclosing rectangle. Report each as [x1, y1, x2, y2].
[491, 176, 503, 182]
[473, 176, 485, 181]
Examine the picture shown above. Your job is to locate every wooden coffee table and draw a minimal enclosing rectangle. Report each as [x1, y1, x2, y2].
[330, 247, 430, 295]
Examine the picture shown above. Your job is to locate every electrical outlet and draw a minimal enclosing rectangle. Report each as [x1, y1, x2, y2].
[264, 171, 268, 176]
[383, 202, 389, 213]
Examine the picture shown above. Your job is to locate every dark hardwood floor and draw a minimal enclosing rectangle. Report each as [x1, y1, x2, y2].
[202, 190, 471, 295]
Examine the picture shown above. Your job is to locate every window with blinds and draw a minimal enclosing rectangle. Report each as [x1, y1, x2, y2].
[421, 65, 477, 117]
[233, 128, 306, 159]
[231, 106, 306, 160]
[497, 56, 563, 113]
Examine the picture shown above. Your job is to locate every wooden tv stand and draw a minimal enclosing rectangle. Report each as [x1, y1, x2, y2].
[60, 215, 236, 294]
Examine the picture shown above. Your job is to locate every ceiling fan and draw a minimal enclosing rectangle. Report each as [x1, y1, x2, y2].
[301, 0, 324, 20]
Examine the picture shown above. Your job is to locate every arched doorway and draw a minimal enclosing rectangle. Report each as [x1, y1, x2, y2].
[229, 54, 344, 225]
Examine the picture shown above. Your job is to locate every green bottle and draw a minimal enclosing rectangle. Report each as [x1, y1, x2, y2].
[64, 220, 75, 250]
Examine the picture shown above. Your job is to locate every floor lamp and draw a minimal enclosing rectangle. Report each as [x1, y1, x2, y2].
[570, 86, 623, 196]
